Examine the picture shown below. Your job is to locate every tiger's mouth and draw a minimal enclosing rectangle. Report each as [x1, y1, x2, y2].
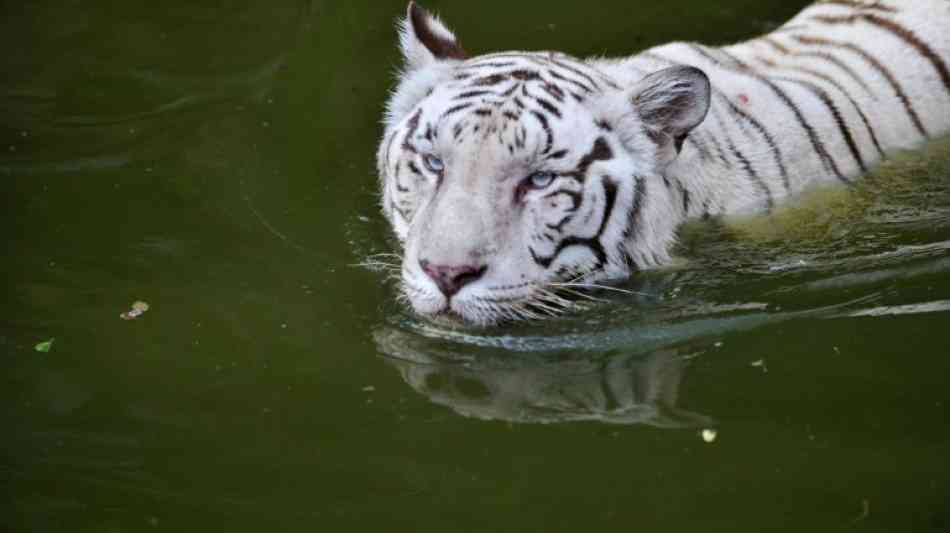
[417, 287, 582, 326]
[431, 307, 469, 326]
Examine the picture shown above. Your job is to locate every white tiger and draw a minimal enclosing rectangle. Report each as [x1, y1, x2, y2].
[376, 0, 950, 325]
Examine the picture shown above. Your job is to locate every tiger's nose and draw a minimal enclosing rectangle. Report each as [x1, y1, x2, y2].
[419, 259, 487, 298]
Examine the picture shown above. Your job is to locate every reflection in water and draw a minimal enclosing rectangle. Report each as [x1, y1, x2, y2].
[375, 327, 712, 427]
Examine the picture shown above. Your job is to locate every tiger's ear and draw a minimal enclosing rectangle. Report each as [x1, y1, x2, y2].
[399, 2, 468, 71]
[629, 66, 710, 159]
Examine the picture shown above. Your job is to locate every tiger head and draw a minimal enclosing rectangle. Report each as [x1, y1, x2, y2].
[377, 3, 711, 325]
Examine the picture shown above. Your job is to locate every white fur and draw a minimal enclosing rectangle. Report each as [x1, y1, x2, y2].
[378, 1, 950, 325]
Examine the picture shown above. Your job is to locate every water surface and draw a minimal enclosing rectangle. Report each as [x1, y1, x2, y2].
[3, 1, 949, 531]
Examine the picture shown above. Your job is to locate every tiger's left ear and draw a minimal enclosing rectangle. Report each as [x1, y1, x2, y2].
[399, 2, 468, 71]
[629, 66, 711, 162]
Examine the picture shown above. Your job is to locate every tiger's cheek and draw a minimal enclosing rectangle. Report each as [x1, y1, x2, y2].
[387, 157, 434, 237]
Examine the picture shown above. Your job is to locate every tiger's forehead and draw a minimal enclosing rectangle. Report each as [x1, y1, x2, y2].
[437, 52, 618, 106]
[416, 52, 618, 155]
[455, 52, 619, 95]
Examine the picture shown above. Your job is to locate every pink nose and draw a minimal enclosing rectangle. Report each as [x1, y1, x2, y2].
[419, 259, 487, 297]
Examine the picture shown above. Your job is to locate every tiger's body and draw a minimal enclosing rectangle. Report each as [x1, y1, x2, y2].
[377, 1, 950, 325]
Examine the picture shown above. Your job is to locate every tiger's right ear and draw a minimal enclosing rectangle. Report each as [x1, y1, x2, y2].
[399, 2, 468, 71]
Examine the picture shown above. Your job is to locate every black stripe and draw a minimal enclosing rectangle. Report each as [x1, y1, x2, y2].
[547, 69, 594, 94]
[622, 176, 648, 243]
[458, 61, 517, 70]
[471, 74, 508, 86]
[441, 103, 474, 120]
[702, 131, 732, 168]
[680, 184, 691, 215]
[530, 111, 554, 154]
[535, 97, 562, 118]
[509, 69, 542, 81]
[793, 34, 929, 137]
[391, 200, 412, 222]
[402, 109, 422, 154]
[473, 51, 612, 92]
[394, 162, 410, 192]
[811, 13, 950, 94]
[761, 36, 875, 96]
[684, 135, 712, 163]
[530, 177, 618, 270]
[692, 45, 848, 183]
[718, 94, 790, 191]
[774, 76, 867, 173]
[546, 213, 574, 231]
[757, 60, 885, 159]
[727, 138, 774, 210]
[818, 0, 898, 13]
[499, 83, 519, 98]
[552, 55, 622, 90]
[541, 82, 566, 102]
[708, 105, 775, 208]
[544, 189, 582, 211]
[691, 44, 751, 69]
[454, 90, 496, 100]
[548, 57, 605, 91]
[562, 137, 613, 181]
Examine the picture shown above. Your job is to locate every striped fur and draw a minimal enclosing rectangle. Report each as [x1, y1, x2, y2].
[377, 1, 950, 325]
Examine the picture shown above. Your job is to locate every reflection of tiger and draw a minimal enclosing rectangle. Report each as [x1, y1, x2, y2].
[376, 1, 950, 325]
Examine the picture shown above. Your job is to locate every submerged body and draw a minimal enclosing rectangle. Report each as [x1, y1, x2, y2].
[377, 1, 950, 325]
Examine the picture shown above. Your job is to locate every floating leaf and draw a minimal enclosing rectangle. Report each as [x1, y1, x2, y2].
[121, 300, 150, 320]
[34, 338, 54, 352]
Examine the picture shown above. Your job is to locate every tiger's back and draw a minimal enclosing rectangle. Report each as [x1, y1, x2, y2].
[618, 0, 950, 214]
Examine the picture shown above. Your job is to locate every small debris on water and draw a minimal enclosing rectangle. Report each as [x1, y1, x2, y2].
[701, 429, 718, 443]
[362, 386, 376, 392]
[714, 341, 724, 348]
[833, 346, 841, 355]
[358, 216, 370, 223]
[750, 359, 769, 373]
[852, 499, 870, 523]
[120, 301, 150, 320]
[34, 339, 54, 352]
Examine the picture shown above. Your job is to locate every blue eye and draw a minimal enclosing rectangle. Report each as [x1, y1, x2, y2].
[526, 171, 556, 189]
[422, 154, 444, 173]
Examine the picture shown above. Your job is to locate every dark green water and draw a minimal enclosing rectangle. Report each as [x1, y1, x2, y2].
[4, 1, 949, 531]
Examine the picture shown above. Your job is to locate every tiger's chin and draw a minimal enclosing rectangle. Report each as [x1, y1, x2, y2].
[405, 284, 576, 327]
[409, 295, 508, 328]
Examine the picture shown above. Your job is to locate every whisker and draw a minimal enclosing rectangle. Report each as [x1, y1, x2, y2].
[549, 282, 651, 297]
[545, 285, 608, 303]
